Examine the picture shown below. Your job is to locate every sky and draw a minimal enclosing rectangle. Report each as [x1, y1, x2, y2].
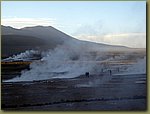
[1, 1, 146, 48]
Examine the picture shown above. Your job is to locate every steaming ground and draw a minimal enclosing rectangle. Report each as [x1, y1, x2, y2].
[2, 60, 146, 110]
[2, 50, 40, 62]
[3, 45, 146, 82]
[1, 25, 146, 110]
[1, 45, 146, 110]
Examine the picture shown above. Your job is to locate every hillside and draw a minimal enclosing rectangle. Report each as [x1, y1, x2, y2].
[2, 35, 47, 57]
[1, 25, 130, 57]
[1, 25, 75, 57]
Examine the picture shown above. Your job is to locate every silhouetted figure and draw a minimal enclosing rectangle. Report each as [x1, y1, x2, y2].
[85, 72, 89, 77]
[109, 70, 112, 75]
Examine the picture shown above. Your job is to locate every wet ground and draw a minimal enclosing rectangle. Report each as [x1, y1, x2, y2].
[1, 73, 147, 111]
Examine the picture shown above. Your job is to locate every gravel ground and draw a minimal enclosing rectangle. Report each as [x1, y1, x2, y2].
[1, 73, 147, 111]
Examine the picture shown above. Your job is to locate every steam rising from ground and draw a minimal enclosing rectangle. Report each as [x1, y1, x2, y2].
[3, 40, 146, 82]
[3, 50, 40, 61]
[124, 56, 146, 74]
[5, 43, 104, 82]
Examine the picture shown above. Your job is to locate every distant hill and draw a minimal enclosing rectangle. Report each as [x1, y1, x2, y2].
[1, 25, 130, 57]
[2, 35, 46, 46]
[1, 25, 75, 57]
[1, 35, 47, 57]
[1, 25, 74, 44]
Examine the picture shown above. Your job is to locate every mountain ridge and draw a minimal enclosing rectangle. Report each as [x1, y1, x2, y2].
[1, 25, 131, 57]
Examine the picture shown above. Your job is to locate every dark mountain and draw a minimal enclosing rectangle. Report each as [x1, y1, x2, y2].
[2, 25, 74, 44]
[1, 25, 75, 57]
[1, 35, 47, 57]
[2, 35, 45, 46]
[1, 25, 129, 57]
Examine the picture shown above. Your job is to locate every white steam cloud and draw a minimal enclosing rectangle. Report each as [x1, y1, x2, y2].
[4, 39, 146, 82]
[125, 56, 146, 74]
[2, 50, 40, 62]
[5, 42, 105, 82]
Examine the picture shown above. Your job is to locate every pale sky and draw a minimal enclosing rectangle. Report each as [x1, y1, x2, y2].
[1, 1, 146, 48]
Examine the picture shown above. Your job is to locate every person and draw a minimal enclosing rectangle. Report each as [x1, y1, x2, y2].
[109, 70, 112, 75]
[85, 72, 89, 77]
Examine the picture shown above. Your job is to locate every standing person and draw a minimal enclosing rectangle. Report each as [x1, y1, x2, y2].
[109, 70, 112, 75]
[85, 72, 89, 77]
